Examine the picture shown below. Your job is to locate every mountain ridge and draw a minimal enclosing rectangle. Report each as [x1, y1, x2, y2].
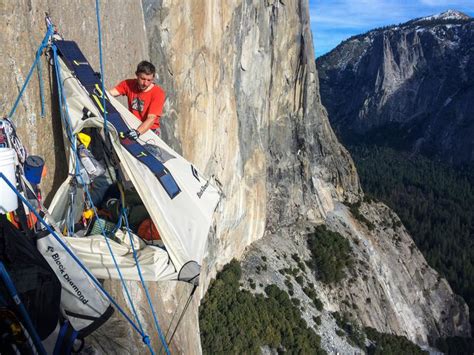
[318, 9, 473, 61]
[317, 9, 474, 165]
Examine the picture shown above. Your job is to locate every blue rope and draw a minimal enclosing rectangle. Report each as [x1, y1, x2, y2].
[51, 47, 75, 145]
[95, 0, 109, 135]
[81, 184, 156, 355]
[8, 25, 54, 119]
[123, 209, 171, 355]
[0, 172, 143, 338]
[52, 46, 155, 354]
[37, 51, 46, 118]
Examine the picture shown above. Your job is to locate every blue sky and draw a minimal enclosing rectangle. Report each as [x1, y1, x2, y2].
[310, 0, 474, 57]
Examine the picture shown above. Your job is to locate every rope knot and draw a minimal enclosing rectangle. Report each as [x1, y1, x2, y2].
[142, 335, 151, 345]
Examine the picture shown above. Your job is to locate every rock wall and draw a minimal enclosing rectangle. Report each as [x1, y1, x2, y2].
[1, 0, 148, 198]
[325, 202, 470, 344]
[140, 1, 359, 351]
[240, 201, 470, 351]
[144, 0, 360, 281]
[143, 0, 469, 350]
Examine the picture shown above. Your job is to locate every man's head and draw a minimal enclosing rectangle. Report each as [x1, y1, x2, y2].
[135, 61, 156, 91]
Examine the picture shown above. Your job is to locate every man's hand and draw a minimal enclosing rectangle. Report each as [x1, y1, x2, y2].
[109, 88, 121, 97]
[125, 129, 140, 140]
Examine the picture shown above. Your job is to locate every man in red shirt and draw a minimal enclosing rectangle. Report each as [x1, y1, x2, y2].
[109, 61, 165, 139]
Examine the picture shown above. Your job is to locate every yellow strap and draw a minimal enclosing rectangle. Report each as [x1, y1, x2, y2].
[91, 94, 106, 113]
[73, 60, 88, 66]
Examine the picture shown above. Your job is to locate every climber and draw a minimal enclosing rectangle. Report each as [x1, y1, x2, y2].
[109, 61, 166, 139]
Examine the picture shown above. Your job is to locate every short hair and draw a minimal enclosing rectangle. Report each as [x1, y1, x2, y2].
[136, 61, 156, 76]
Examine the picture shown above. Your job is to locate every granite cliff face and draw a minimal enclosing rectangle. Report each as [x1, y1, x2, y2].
[317, 10, 474, 165]
[1, 1, 470, 353]
[241, 200, 470, 349]
[0, 0, 148, 197]
[143, 0, 360, 282]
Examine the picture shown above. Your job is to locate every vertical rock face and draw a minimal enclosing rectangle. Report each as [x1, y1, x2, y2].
[143, 1, 469, 350]
[317, 10, 474, 164]
[1, 0, 148, 197]
[324, 202, 470, 344]
[240, 200, 470, 349]
[1, 1, 470, 353]
[144, 0, 360, 276]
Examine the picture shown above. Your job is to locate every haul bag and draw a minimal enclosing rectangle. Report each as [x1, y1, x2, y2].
[0, 215, 61, 340]
[37, 233, 114, 337]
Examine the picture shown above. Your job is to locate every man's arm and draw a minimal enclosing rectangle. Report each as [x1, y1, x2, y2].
[136, 114, 158, 135]
[109, 87, 121, 97]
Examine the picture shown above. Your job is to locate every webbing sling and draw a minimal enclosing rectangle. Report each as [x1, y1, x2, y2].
[53, 321, 80, 355]
[54, 40, 180, 199]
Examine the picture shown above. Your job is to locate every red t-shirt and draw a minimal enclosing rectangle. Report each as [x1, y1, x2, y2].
[114, 79, 166, 129]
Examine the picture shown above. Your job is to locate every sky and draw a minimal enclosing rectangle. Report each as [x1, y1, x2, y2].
[310, 0, 474, 58]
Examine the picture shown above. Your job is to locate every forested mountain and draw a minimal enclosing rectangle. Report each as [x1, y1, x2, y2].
[317, 10, 474, 165]
[317, 10, 474, 346]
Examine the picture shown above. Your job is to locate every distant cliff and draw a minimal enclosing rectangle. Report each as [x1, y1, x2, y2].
[317, 10, 474, 165]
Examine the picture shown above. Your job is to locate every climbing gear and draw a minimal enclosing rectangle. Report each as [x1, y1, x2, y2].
[126, 128, 140, 140]
[0, 118, 27, 164]
[78, 144, 105, 181]
[0, 173, 144, 348]
[24, 156, 45, 185]
[8, 25, 54, 121]
[138, 218, 161, 241]
[0, 122, 7, 148]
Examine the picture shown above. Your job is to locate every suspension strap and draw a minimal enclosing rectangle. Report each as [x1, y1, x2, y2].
[123, 209, 170, 355]
[166, 285, 197, 346]
[8, 25, 54, 119]
[95, 0, 108, 134]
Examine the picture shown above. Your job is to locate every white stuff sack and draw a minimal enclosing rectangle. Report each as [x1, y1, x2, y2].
[37, 233, 113, 336]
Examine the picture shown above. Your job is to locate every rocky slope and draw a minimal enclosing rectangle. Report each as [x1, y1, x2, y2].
[317, 10, 474, 165]
[1, 1, 471, 353]
[240, 199, 470, 348]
